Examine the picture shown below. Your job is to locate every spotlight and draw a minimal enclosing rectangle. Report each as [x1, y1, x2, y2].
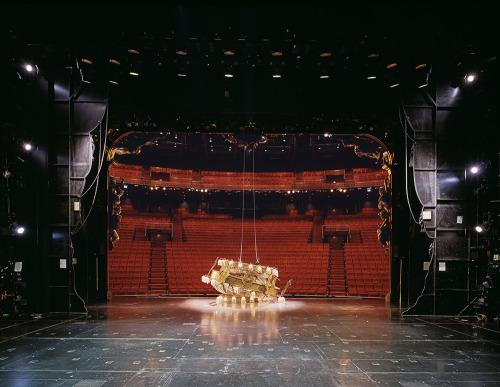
[19, 63, 39, 82]
[123, 184, 128, 189]
[465, 74, 476, 83]
[475, 221, 490, 233]
[15, 226, 25, 235]
[23, 143, 33, 151]
[470, 166, 479, 174]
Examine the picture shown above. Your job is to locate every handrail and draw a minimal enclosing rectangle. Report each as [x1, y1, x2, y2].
[322, 224, 351, 241]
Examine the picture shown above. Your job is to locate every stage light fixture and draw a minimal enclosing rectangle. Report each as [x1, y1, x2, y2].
[319, 63, 331, 79]
[366, 70, 377, 80]
[385, 62, 399, 88]
[19, 62, 39, 82]
[470, 166, 479, 174]
[15, 226, 25, 235]
[23, 143, 33, 151]
[465, 74, 476, 83]
[415, 63, 431, 88]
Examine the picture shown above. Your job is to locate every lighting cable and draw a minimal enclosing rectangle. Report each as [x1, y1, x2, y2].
[69, 241, 88, 314]
[401, 240, 435, 316]
[239, 147, 246, 262]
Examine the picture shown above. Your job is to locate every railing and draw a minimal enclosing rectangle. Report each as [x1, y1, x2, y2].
[145, 222, 173, 240]
[322, 224, 351, 242]
[110, 168, 387, 191]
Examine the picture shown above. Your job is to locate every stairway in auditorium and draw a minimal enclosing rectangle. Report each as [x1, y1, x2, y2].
[172, 210, 187, 242]
[329, 237, 347, 296]
[312, 215, 323, 243]
[149, 237, 167, 295]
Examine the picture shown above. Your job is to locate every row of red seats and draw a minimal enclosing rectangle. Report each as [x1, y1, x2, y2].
[110, 162, 387, 191]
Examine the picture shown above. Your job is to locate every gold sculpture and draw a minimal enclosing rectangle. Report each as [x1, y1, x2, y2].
[202, 258, 292, 304]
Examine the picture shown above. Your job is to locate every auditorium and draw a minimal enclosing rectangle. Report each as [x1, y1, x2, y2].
[0, 4, 499, 386]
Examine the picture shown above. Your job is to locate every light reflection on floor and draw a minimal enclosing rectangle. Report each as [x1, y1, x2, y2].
[0, 297, 498, 386]
[181, 298, 306, 346]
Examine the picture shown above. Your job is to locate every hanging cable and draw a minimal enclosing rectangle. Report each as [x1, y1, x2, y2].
[398, 102, 415, 142]
[239, 147, 246, 262]
[252, 150, 259, 264]
[72, 105, 109, 236]
[404, 120, 420, 225]
[401, 240, 435, 316]
[69, 241, 88, 314]
[81, 115, 108, 198]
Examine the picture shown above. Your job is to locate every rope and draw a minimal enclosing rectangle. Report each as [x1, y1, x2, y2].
[239, 148, 246, 262]
[253, 150, 259, 264]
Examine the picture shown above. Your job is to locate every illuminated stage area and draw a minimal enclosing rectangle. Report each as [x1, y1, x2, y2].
[0, 297, 499, 386]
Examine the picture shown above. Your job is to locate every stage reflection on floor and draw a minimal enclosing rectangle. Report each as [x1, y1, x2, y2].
[0, 297, 499, 386]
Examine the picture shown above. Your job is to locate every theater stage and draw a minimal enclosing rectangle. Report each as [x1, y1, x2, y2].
[0, 297, 499, 386]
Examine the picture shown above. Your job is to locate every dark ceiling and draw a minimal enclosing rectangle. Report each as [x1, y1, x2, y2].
[1, 4, 498, 137]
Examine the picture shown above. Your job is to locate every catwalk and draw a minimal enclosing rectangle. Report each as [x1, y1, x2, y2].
[0, 297, 499, 386]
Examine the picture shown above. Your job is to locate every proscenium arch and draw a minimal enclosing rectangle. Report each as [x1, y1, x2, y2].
[105, 131, 393, 300]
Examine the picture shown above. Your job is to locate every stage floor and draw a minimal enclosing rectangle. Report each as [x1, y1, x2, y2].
[0, 297, 499, 386]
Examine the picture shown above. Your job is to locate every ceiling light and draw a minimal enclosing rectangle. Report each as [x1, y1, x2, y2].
[465, 74, 475, 83]
[129, 71, 139, 76]
[127, 49, 140, 54]
[415, 63, 431, 88]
